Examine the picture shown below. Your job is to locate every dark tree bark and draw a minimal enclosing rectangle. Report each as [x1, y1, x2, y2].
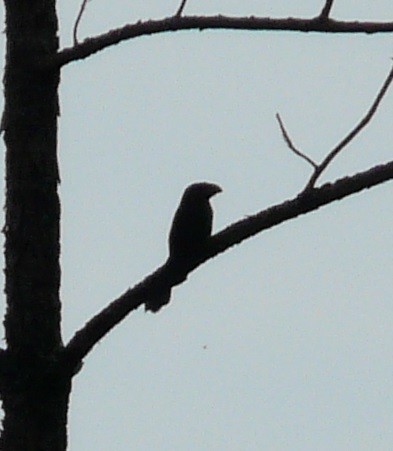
[0, 1, 71, 449]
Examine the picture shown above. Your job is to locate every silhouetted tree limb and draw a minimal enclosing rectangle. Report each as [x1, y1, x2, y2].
[54, 16, 393, 67]
[276, 65, 393, 191]
[305, 65, 393, 190]
[73, 0, 89, 45]
[276, 113, 318, 168]
[319, 0, 335, 19]
[62, 159, 393, 366]
[175, 0, 189, 17]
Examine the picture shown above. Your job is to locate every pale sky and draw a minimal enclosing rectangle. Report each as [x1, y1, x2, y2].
[1, 1, 393, 450]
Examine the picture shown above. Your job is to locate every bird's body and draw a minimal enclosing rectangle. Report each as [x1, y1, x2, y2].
[169, 182, 222, 258]
[145, 182, 221, 312]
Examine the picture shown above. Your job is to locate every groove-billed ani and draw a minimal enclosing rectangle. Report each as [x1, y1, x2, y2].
[169, 182, 222, 259]
[145, 182, 222, 312]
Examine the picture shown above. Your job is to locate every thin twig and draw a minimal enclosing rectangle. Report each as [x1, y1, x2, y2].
[73, 0, 89, 45]
[304, 64, 393, 191]
[276, 113, 318, 168]
[320, 0, 335, 19]
[175, 0, 188, 17]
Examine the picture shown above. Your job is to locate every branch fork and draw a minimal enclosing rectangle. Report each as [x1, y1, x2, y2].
[276, 64, 393, 192]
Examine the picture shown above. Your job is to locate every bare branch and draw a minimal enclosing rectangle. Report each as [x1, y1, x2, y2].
[319, 0, 335, 19]
[53, 16, 393, 67]
[305, 64, 393, 191]
[175, 0, 188, 17]
[276, 113, 317, 168]
[62, 160, 393, 366]
[73, 0, 89, 45]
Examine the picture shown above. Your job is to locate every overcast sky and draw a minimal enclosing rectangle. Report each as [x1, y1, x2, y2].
[1, 1, 393, 450]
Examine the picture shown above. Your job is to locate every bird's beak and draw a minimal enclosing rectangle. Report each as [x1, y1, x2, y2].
[210, 184, 222, 197]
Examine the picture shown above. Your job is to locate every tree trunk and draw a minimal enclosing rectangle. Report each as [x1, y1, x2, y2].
[0, 375, 71, 450]
[0, 0, 70, 448]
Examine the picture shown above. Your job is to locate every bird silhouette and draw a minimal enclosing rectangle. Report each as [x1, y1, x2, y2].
[169, 182, 222, 259]
[145, 182, 221, 312]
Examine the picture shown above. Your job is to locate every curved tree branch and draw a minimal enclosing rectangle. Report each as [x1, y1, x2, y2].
[53, 16, 393, 67]
[276, 65, 393, 191]
[304, 64, 393, 191]
[73, 0, 89, 45]
[62, 160, 393, 368]
[276, 113, 318, 168]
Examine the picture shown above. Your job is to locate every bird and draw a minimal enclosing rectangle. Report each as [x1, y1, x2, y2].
[145, 182, 221, 312]
[169, 182, 222, 259]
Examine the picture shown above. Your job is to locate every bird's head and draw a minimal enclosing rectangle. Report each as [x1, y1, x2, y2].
[184, 182, 222, 200]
